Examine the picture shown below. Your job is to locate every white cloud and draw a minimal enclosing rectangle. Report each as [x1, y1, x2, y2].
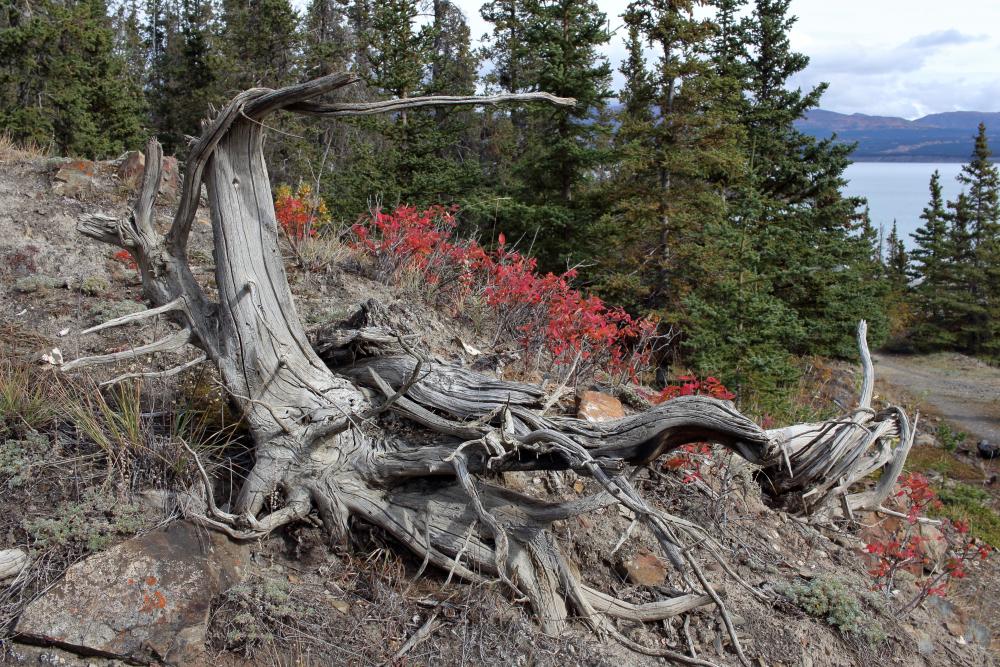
[446, 0, 1000, 118]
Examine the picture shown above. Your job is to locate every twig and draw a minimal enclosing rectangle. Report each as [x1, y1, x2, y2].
[540, 350, 581, 416]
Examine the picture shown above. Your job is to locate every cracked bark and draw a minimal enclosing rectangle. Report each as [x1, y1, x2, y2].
[68, 74, 916, 651]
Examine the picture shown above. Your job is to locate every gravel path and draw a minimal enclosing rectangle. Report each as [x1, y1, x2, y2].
[873, 352, 1000, 444]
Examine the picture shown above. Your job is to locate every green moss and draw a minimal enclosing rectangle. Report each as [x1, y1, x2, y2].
[0, 433, 48, 488]
[80, 275, 110, 296]
[212, 575, 306, 655]
[23, 488, 145, 552]
[932, 482, 1000, 547]
[89, 299, 145, 323]
[14, 275, 62, 293]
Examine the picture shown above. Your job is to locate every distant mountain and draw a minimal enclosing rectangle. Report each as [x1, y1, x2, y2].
[795, 110, 1000, 162]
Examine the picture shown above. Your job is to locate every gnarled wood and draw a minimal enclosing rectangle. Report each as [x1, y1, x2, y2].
[67, 74, 916, 655]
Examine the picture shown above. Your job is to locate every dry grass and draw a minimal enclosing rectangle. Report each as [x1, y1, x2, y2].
[0, 340, 246, 642]
[207, 544, 586, 666]
[0, 133, 48, 162]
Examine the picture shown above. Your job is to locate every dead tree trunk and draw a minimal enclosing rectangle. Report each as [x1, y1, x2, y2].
[68, 74, 915, 654]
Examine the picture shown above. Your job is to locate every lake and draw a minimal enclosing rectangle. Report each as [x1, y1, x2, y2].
[842, 162, 965, 249]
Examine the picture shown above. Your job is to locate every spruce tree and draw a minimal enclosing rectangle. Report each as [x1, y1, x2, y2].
[885, 221, 908, 291]
[909, 171, 956, 349]
[943, 192, 983, 351]
[475, 0, 613, 270]
[0, 0, 145, 157]
[956, 123, 1000, 355]
[146, 0, 224, 154]
[220, 0, 299, 91]
[735, 0, 889, 358]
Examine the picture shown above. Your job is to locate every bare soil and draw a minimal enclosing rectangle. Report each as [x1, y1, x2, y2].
[873, 352, 1000, 444]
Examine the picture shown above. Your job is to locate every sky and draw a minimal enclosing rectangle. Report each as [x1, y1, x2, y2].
[448, 0, 1000, 119]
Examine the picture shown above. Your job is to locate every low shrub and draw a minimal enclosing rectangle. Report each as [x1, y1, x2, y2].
[23, 488, 145, 553]
[348, 205, 660, 382]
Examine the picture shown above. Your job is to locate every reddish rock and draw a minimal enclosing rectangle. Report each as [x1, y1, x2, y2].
[159, 156, 179, 198]
[577, 390, 625, 423]
[117, 151, 179, 198]
[623, 551, 667, 586]
[16, 521, 248, 665]
[117, 150, 145, 187]
[51, 159, 97, 197]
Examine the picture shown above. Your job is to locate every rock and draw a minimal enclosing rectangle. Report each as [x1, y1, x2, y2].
[117, 151, 180, 199]
[117, 150, 146, 187]
[51, 159, 97, 197]
[577, 391, 625, 423]
[944, 619, 966, 639]
[160, 156, 179, 199]
[0, 548, 27, 581]
[622, 552, 667, 586]
[978, 439, 998, 459]
[16, 521, 249, 665]
[919, 524, 948, 566]
[914, 433, 936, 448]
[914, 629, 936, 656]
[965, 619, 991, 647]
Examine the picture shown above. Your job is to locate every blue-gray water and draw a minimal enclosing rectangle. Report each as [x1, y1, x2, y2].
[842, 162, 965, 249]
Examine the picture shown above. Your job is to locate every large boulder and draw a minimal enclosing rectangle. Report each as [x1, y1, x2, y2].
[117, 151, 180, 199]
[51, 159, 97, 197]
[576, 390, 625, 423]
[16, 521, 248, 665]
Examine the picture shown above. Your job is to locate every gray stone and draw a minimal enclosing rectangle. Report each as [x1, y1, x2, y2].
[16, 521, 249, 665]
[51, 160, 98, 197]
[978, 439, 998, 459]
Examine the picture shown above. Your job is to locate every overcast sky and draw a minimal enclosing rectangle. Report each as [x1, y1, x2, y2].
[448, 0, 1000, 119]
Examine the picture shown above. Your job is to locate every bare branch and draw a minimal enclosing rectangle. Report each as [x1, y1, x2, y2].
[61, 327, 192, 372]
[100, 354, 207, 387]
[287, 91, 576, 117]
[79, 296, 186, 335]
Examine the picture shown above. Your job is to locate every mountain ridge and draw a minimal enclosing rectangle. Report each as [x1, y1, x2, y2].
[796, 109, 1000, 161]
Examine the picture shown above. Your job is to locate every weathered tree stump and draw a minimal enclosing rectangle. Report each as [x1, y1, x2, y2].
[66, 73, 915, 660]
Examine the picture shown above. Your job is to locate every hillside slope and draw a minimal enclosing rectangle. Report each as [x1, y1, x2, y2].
[0, 146, 995, 666]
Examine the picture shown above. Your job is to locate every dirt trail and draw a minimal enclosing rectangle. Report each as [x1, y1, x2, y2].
[873, 352, 1000, 444]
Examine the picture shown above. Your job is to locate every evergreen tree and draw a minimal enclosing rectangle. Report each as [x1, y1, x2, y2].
[147, 0, 223, 154]
[944, 192, 983, 352]
[0, 0, 145, 157]
[220, 0, 299, 91]
[885, 220, 908, 291]
[323, 0, 481, 216]
[736, 0, 888, 358]
[909, 171, 956, 349]
[476, 0, 614, 270]
[301, 0, 352, 79]
[956, 123, 1000, 355]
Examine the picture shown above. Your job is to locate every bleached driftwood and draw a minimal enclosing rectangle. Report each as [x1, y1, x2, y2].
[66, 74, 915, 659]
[0, 548, 26, 582]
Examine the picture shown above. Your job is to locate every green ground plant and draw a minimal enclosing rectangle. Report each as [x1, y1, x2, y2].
[933, 482, 1000, 547]
[780, 577, 886, 644]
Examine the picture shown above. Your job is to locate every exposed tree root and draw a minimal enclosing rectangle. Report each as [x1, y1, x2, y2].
[61, 74, 918, 660]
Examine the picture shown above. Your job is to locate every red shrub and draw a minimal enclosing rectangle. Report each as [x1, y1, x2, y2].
[865, 473, 991, 614]
[275, 184, 328, 243]
[350, 205, 658, 380]
[113, 249, 137, 270]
